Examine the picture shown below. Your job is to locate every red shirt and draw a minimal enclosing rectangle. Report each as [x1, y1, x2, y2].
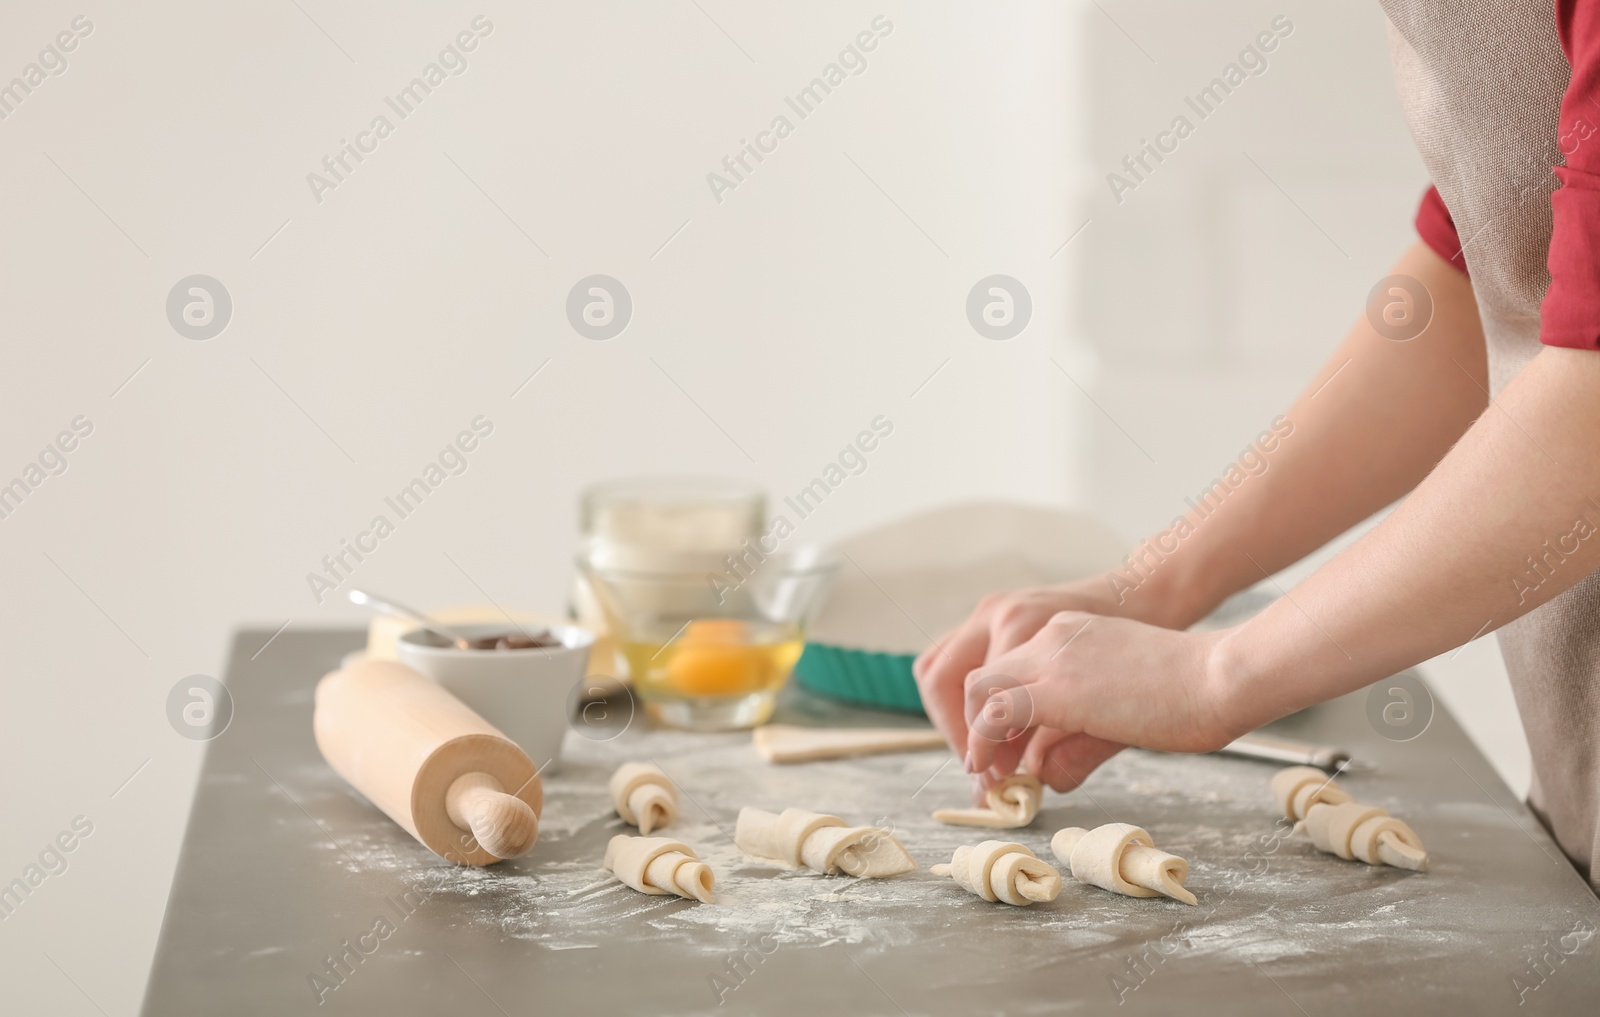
[1415, 0, 1600, 349]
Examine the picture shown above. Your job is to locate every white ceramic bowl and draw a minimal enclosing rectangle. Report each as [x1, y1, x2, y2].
[397, 623, 595, 773]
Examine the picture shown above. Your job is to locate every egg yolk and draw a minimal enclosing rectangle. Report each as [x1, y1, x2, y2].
[667, 620, 765, 695]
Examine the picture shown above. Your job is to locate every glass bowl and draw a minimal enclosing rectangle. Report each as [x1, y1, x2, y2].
[576, 540, 837, 730]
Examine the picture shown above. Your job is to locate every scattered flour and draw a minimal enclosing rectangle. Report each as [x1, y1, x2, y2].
[281, 707, 1549, 985]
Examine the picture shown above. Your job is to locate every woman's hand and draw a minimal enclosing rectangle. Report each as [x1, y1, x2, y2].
[912, 242, 1495, 801]
[961, 611, 1240, 788]
[912, 579, 1118, 758]
[912, 576, 1201, 800]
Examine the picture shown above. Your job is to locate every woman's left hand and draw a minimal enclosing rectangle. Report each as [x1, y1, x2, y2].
[961, 611, 1240, 790]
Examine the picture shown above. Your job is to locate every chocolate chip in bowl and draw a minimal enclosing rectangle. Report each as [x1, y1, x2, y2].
[409, 628, 563, 651]
[469, 630, 563, 651]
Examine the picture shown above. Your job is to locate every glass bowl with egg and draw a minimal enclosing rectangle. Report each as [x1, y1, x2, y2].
[576, 540, 837, 730]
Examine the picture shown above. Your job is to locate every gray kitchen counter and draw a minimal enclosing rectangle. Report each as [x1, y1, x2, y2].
[140, 628, 1600, 1015]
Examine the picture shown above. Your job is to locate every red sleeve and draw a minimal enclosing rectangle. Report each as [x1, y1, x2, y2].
[1542, 0, 1600, 349]
[1415, 185, 1469, 276]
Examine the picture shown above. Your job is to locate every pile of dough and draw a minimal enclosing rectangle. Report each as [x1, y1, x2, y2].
[930, 841, 1062, 906]
[1051, 824, 1196, 906]
[609, 762, 679, 835]
[734, 807, 916, 877]
[931, 773, 1042, 829]
[1269, 766, 1428, 871]
[603, 835, 714, 902]
[1270, 765, 1353, 825]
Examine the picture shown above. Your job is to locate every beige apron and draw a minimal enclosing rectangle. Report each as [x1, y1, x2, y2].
[1382, 0, 1599, 890]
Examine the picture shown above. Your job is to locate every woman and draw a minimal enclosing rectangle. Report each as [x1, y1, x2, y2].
[914, 0, 1600, 890]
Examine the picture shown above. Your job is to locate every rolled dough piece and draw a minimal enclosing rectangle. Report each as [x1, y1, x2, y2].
[609, 762, 679, 834]
[932, 773, 1042, 829]
[1303, 800, 1429, 871]
[734, 807, 916, 877]
[1270, 765, 1352, 825]
[1050, 824, 1197, 906]
[603, 835, 715, 901]
[930, 841, 1062, 905]
[753, 724, 947, 763]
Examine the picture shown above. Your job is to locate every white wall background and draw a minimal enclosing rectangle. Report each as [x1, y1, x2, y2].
[0, 2, 1526, 1013]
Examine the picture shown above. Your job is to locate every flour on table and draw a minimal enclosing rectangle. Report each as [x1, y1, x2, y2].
[293, 716, 1468, 977]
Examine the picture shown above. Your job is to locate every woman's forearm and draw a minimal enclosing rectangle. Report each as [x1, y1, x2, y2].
[1133, 242, 1488, 626]
[1212, 344, 1600, 729]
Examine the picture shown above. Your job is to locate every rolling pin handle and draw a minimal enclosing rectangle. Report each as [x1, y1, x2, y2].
[445, 771, 539, 860]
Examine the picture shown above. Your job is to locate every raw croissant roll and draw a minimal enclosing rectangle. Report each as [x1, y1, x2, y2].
[932, 773, 1043, 829]
[609, 762, 679, 834]
[1051, 824, 1196, 905]
[930, 841, 1062, 906]
[1270, 765, 1352, 824]
[1270, 766, 1428, 871]
[603, 835, 714, 902]
[1303, 801, 1429, 871]
[734, 807, 916, 877]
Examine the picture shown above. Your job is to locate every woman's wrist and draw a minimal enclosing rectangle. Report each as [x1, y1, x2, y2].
[1203, 593, 1388, 739]
[1111, 549, 1234, 631]
[1202, 613, 1308, 740]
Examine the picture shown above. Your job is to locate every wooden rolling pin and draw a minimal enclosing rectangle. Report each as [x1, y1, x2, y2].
[313, 659, 543, 866]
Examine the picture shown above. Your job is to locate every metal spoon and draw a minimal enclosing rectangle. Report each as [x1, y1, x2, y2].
[346, 589, 475, 650]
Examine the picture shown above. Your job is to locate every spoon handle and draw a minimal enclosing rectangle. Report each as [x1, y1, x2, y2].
[346, 588, 474, 649]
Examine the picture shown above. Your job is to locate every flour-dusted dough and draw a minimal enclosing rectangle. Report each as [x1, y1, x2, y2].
[1270, 765, 1352, 826]
[931, 773, 1042, 829]
[734, 807, 916, 877]
[930, 841, 1062, 906]
[1050, 824, 1196, 906]
[753, 724, 947, 763]
[1303, 801, 1429, 871]
[603, 835, 714, 902]
[1269, 766, 1428, 871]
[609, 762, 679, 834]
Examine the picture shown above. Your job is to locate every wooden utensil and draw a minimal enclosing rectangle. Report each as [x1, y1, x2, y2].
[752, 723, 947, 763]
[313, 659, 543, 865]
